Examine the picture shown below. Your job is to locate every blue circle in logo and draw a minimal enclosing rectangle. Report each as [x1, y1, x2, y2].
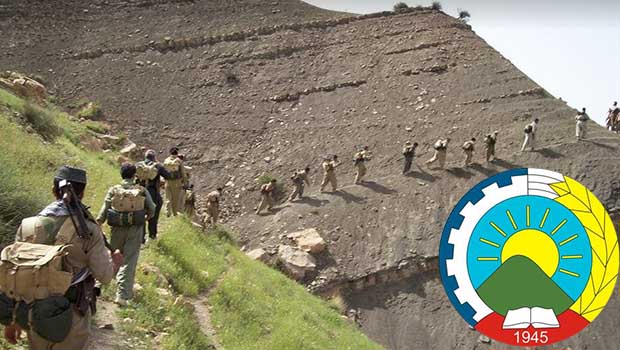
[466, 195, 592, 302]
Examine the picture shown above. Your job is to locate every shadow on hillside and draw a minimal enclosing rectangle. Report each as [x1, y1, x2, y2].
[535, 148, 564, 159]
[585, 139, 617, 150]
[360, 181, 398, 195]
[405, 169, 437, 182]
[296, 196, 330, 207]
[445, 167, 474, 179]
[331, 189, 366, 204]
[492, 158, 520, 169]
[469, 164, 497, 177]
[257, 206, 289, 216]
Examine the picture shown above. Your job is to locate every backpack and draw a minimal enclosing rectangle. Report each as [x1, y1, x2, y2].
[434, 140, 446, 150]
[136, 162, 159, 182]
[260, 184, 271, 194]
[111, 185, 145, 212]
[0, 217, 79, 342]
[524, 125, 533, 134]
[462, 142, 473, 151]
[163, 157, 182, 179]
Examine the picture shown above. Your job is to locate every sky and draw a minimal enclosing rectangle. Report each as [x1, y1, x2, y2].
[303, 0, 620, 125]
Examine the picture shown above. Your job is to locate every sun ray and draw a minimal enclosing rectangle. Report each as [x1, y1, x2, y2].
[539, 208, 550, 228]
[550, 219, 567, 235]
[489, 222, 507, 237]
[506, 210, 517, 230]
[480, 238, 500, 248]
[559, 234, 578, 246]
[526, 205, 530, 227]
[559, 269, 580, 278]
[561, 255, 583, 259]
[477, 257, 499, 261]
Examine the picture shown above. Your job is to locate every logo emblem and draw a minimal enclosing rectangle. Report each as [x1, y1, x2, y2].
[439, 168, 619, 346]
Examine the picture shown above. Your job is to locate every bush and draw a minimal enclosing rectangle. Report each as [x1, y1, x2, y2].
[458, 9, 471, 22]
[431, 1, 442, 10]
[224, 69, 239, 85]
[22, 102, 61, 140]
[76, 101, 103, 120]
[393, 2, 409, 12]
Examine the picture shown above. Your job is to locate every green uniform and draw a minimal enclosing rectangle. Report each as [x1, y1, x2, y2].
[97, 179, 154, 301]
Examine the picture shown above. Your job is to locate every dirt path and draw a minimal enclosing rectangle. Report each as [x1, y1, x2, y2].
[89, 300, 123, 350]
[190, 295, 222, 350]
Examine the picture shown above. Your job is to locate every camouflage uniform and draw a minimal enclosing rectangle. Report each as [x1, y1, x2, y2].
[575, 111, 589, 140]
[205, 190, 221, 225]
[426, 139, 449, 169]
[136, 158, 171, 240]
[288, 169, 310, 201]
[484, 133, 498, 162]
[256, 182, 276, 214]
[97, 179, 154, 303]
[13, 166, 115, 350]
[521, 121, 538, 151]
[164, 156, 188, 217]
[320, 159, 339, 192]
[462, 140, 475, 166]
[353, 149, 371, 184]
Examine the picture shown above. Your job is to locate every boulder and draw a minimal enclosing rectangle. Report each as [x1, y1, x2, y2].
[119, 141, 141, 160]
[287, 228, 326, 253]
[246, 248, 269, 262]
[278, 245, 316, 280]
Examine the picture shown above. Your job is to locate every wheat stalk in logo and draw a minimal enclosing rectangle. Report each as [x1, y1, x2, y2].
[550, 176, 619, 322]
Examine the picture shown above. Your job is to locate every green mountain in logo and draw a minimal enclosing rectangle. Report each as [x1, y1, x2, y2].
[476, 255, 574, 316]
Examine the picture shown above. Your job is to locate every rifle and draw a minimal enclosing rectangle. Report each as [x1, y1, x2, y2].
[58, 179, 113, 252]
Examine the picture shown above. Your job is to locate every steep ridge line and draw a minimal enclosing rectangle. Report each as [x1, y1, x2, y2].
[461, 87, 550, 105]
[385, 40, 452, 55]
[65, 8, 470, 60]
[266, 80, 368, 103]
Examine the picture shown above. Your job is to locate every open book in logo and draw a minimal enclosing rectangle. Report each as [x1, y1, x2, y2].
[439, 169, 619, 347]
[503, 307, 560, 330]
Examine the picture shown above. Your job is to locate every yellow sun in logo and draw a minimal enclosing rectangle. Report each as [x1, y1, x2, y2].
[501, 229, 559, 277]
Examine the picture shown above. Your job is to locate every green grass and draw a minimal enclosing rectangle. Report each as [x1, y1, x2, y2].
[76, 101, 103, 120]
[0, 88, 380, 349]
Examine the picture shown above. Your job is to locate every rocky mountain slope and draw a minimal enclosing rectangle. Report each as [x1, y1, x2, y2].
[3, 1, 620, 349]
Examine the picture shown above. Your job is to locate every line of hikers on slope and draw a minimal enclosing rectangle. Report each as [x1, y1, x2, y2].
[255, 105, 610, 215]
[0, 105, 610, 348]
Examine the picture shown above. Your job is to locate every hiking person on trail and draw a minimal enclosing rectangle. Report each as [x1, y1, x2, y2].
[426, 138, 450, 169]
[3, 166, 122, 350]
[353, 146, 371, 184]
[205, 188, 223, 226]
[484, 131, 498, 162]
[462, 137, 476, 166]
[289, 167, 311, 201]
[575, 107, 590, 140]
[608, 101, 619, 132]
[163, 147, 188, 216]
[97, 163, 155, 307]
[320, 155, 340, 192]
[521, 118, 539, 152]
[256, 179, 277, 214]
[136, 149, 171, 241]
[402, 141, 418, 174]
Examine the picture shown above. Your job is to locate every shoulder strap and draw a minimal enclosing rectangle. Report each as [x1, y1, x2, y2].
[54, 218, 77, 245]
